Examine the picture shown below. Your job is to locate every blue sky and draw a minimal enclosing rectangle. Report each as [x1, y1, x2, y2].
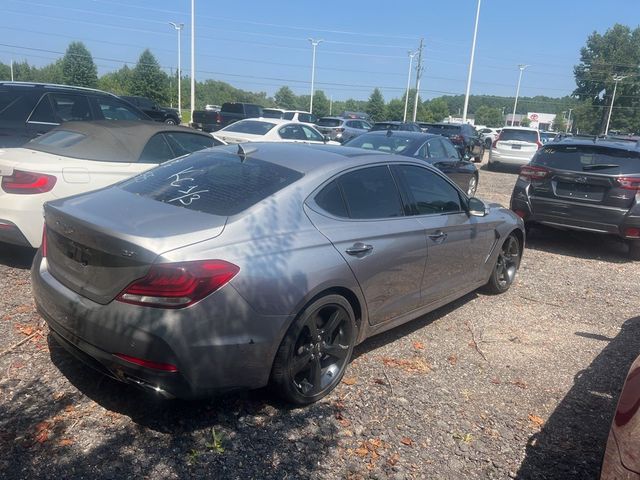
[1, 0, 638, 102]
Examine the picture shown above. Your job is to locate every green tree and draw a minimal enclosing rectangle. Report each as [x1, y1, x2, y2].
[37, 60, 64, 84]
[130, 49, 169, 104]
[366, 88, 386, 121]
[474, 105, 503, 127]
[552, 113, 567, 132]
[274, 86, 298, 110]
[573, 24, 640, 133]
[311, 90, 330, 117]
[61, 42, 98, 88]
[425, 97, 449, 122]
[520, 116, 531, 127]
[386, 98, 405, 121]
[98, 65, 132, 95]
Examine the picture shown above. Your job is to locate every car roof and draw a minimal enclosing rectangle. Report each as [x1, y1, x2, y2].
[0, 81, 116, 96]
[356, 130, 439, 140]
[26, 120, 212, 162]
[318, 116, 344, 120]
[502, 126, 538, 131]
[230, 118, 305, 126]
[549, 137, 640, 152]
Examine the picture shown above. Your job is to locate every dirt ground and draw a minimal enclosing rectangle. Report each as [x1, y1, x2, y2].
[1, 156, 638, 479]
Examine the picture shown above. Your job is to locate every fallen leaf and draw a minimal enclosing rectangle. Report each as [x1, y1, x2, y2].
[64, 405, 75, 413]
[57, 438, 74, 447]
[413, 341, 425, 350]
[373, 378, 386, 385]
[528, 414, 544, 428]
[448, 354, 458, 366]
[14, 305, 32, 314]
[381, 357, 431, 373]
[355, 445, 369, 457]
[16, 325, 35, 336]
[34, 422, 51, 444]
[339, 418, 351, 428]
[400, 437, 413, 446]
[52, 392, 65, 401]
[342, 377, 357, 386]
[511, 379, 528, 389]
[491, 377, 501, 385]
[387, 452, 400, 466]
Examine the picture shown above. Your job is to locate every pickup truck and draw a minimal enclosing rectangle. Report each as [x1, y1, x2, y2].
[191, 102, 263, 132]
[120, 96, 181, 125]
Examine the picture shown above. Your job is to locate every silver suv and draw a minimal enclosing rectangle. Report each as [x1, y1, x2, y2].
[315, 117, 372, 143]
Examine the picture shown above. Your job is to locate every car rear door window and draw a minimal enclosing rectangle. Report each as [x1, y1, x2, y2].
[0, 90, 37, 121]
[93, 96, 146, 120]
[139, 134, 175, 163]
[301, 125, 323, 142]
[426, 138, 446, 158]
[394, 165, 462, 215]
[49, 94, 92, 122]
[28, 95, 57, 124]
[121, 152, 303, 216]
[442, 139, 460, 159]
[338, 166, 404, 219]
[164, 132, 215, 157]
[314, 180, 349, 218]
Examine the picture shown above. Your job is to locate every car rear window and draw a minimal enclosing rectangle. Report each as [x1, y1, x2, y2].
[262, 109, 284, 119]
[424, 124, 461, 135]
[119, 150, 304, 216]
[30, 130, 86, 147]
[344, 134, 413, 154]
[533, 145, 640, 174]
[221, 103, 243, 114]
[317, 118, 342, 127]
[500, 129, 538, 143]
[222, 120, 275, 135]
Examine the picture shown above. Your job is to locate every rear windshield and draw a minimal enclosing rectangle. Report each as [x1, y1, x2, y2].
[533, 145, 640, 174]
[262, 109, 284, 119]
[222, 120, 275, 135]
[221, 103, 243, 114]
[317, 118, 342, 127]
[424, 124, 461, 134]
[345, 134, 413, 153]
[119, 150, 303, 216]
[371, 123, 398, 131]
[500, 129, 538, 143]
[282, 112, 295, 120]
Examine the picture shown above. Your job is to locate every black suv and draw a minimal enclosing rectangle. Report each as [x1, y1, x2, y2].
[0, 82, 150, 147]
[370, 121, 422, 132]
[421, 123, 484, 162]
[120, 95, 181, 125]
[510, 137, 640, 259]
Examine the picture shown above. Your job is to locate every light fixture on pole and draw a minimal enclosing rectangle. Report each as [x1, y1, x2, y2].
[403, 50, 417, 122]
[308, 38, 323, 114]
[511, 64, 530, 126]
[190, 0, 195, 123]
[604, 74, 629, 135]
[169, 21, 184, 118]
[462, 0, 481, 124]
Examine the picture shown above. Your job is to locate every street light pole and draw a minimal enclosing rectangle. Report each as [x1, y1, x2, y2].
[511, 64, 529, 126]
[169, 22, 184, 119]
[462, 0, 481, 124]
[412, 38, 424, 122]
[566, 108, 572, 133]
[308, 38, 323, 114]
[190, 0, 195, 123]
[10, 58, 14, 81]
[604, 74, 629, 135]
[403, 50, 416, 122]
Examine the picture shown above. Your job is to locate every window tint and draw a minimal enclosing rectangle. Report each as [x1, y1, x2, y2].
[314, 180, 348, 217]
[424, 124, 461, 135]
[94, 96, 145, 120]
[138, 97, 155, 109]
[533, 145, 640, 174]
[262, 109, 284, 119]
[338, 166, 404, 219]
[0, 91, 36, 121]
[301, 125, 323, 142]
[441, 139, 460, 159]
[298, 113, 315, 123]
[394, 165, 462, 215]
[223, 120, 275, 135]
[139, 134, 175, 163]
[279, 124, 307, 140]
[317, 118, 342, 127]
[50, 94, 91, 122]
[282, 112, 295, 120]
[500, 129, 538, 143]
[344, 134, 413, 154]
[30, 130, 85, 147]
[28, 95, 57, 123]
[164, 132, 215, 157]
[120, 152, 303, 216]
[244, 105, 262, 118]
[426, 138, 446, 158]
[221, 103, 243, 114]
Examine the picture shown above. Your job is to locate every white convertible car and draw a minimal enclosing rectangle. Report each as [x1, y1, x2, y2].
[0, 121, 223, 248]
[214, 118, 339, 145]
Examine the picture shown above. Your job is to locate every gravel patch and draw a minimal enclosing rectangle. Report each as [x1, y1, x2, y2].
[1, 156, 638, 479]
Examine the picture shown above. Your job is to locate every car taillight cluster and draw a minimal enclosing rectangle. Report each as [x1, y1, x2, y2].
[42, 226, 48, 258]
[617, 177, 640, 191]
[335, 127, 345, 133]
[536, 140, 543, 150]
[1, 170, 57, 194]
[518, 165, 550, 181]
[492, 133, 502, 149]
[116, 260, 240, 309]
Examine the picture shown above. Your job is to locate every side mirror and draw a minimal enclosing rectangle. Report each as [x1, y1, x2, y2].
[467, 197, 486, 217]
[323, 135, 330, 143]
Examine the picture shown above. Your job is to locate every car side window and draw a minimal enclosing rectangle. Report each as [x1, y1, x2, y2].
[279, 124, 307, 140]
[49, 94, 91, 122]
[301, 125, 323, 142]
[93, 96, 145, 120]
[314, 180, 349, 218]
[28, 95, 58, 124]
[394, 165, 462, 215]
[164, 132, 215, 157]
[441, 139, 460, 159]
[426, 138, 446, 158]
[139, 134, 175, 163]
[298, 113, 311, 123]
[338, 166, 404, 219]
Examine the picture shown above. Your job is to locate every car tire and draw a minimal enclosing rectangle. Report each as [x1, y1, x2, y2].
[467, 174, 479, 197]
[628, 240, 640, 261]
[164, 118, 178, 125]
[271, 294, 357, 405]
[483, 233, 521, 294]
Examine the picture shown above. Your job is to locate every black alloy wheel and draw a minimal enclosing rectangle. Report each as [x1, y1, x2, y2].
[484, 233, 521, 294]
[271, 295, 356, 404]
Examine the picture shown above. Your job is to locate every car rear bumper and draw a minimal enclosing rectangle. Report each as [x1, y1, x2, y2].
[0, 194, 44, 247]
[0, 219, 32, 247]
[32, 252, 293, 399]
[490, 148, 535, 166]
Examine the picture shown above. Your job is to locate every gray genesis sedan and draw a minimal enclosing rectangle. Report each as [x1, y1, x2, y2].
[32, 143, 524, 404]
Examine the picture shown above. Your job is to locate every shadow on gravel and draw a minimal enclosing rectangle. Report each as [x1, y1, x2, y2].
[0, 243, 35, 270]
[517, 316, 640, 480]
[525, 224, 631, 263]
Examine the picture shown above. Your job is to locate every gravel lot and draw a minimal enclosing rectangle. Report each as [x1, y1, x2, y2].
[1, 156, 639, 479]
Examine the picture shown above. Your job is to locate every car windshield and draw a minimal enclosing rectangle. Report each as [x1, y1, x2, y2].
[317, 118, 342, 127]
[500, 129, 538, 143]
[344, 135, 414, 153]
[120, 151, 304, 216]
[424, 125, 461, 135]
[533, 145, 640, 174]
[222, 120, 275, 135]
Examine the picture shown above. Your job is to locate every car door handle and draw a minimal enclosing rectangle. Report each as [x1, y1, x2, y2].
[428, 231, 447, 243]
[346, 242, 373, 255]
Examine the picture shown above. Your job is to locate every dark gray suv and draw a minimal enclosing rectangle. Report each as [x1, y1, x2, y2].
[510, 137, 640, 259]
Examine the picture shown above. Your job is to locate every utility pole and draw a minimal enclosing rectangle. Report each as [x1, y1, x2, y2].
[308, 38, 323, 114]
[566, 108, 573, 133]
[10, 58, 14, 81]
[511, 64, 530, 126]
[403, 50, 417, 122]
[412, 38, 424, 123]
[169, 22, 184, 118]
[462, 0, 481, 124]
[329, 94, 333, 115]
[190, 0, 195, 123]
[604, 74, 629, 135]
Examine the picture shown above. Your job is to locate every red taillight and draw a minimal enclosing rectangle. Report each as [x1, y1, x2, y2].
[492, 132, 502, 149]
[618, 177, 640, 191]
[513, 209, 528, 219]
[116, 260, 240, 308]
[536, 140, 543, 149]
[1, 170, 57, 194]
[624, 227, 640, 239]
[519, 165, 550, 181]
[114, 353, 178, 372]
[42, 226, 47, 257]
